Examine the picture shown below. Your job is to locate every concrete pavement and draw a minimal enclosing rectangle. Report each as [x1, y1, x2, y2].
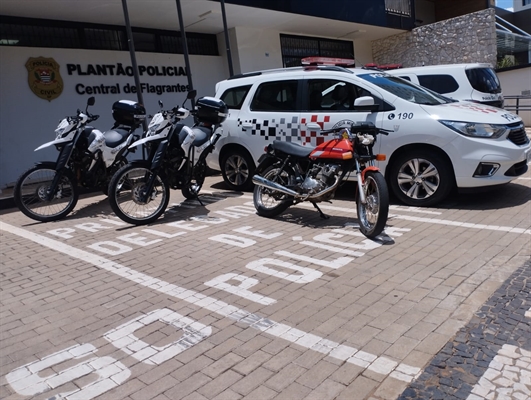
[0, 172, 530, 400]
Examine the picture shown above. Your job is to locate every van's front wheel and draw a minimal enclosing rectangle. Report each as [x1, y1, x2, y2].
[389, 149, 453, 207]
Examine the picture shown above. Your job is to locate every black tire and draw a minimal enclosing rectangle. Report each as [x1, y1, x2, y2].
[182, 160, 205, 200]
[108, 163, 169, 225]
[221, 149, 255, 191]
[356, 171, 389, 238]
[14, 165, 79, 222]
[102, 157, 127, 196]
[389, 149, 453, 207]
[253, 164, 294, 218]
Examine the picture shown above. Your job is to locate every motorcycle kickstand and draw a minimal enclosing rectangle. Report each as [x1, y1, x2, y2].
[311, 202, 329, 219]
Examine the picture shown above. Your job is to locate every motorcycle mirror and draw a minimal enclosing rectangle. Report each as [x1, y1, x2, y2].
[87, 96, 95, 107]
[158, 100, 163, 109]
[187, 90, 197, 100]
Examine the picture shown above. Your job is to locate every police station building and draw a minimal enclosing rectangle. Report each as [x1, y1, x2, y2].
[0, 0, 525, 192]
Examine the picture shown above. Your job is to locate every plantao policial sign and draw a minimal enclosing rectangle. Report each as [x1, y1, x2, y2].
[66, 62, 190, 95]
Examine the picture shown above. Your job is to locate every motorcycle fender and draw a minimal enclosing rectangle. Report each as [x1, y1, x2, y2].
[150, 140, 169, 170]
[34, 161, 57, 169]
[129, 135, 160, 149]
[124, 160, 151, 169]
[360, 166, 380, 182]
[34, 137, 72, 151]
[255, 154, 279, 175]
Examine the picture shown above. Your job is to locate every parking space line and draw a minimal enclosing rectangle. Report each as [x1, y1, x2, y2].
[0, 221, 421, 383]
[294, 202, 531, 234]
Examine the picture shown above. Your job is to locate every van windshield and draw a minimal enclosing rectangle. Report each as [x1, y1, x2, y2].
[465, 68, 501, 94]
[358, 72, 454, 105]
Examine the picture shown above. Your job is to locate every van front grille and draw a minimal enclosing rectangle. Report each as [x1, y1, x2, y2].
[507, 123, 529, 146]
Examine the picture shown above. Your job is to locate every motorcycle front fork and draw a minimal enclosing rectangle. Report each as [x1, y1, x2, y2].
[355, 159, 367, 204]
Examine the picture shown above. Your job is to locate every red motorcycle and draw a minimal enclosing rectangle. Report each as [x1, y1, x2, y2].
[252, 121, 391, 238]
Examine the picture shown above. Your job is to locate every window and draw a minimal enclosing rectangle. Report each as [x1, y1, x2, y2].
[280, 34, 354, 68]
[307, 79, 372, 111]
[0, 16, 218, 56]
[84, 28, 124, 50]
[250, 81, 298, 111]
[418, 74, 459, 94]
[220, 85, 252, 109]
[524, 0, 531, 6]
[465, 68, 501, 94]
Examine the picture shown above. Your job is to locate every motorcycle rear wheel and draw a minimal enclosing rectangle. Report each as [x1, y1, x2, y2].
[356, 170, 389, 239]
[14, 165, 79, 222]
[253, 165, 294, 218]
[181, 160, 205, 200]
[109, 164, 169, 225]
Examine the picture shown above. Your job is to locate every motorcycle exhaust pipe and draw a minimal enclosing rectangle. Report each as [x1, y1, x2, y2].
[252, 175, 299, 197]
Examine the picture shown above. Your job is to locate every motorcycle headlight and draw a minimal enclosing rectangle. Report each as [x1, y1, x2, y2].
[147, 113, 164, 137]
[147, 124, 160, 137]
[54, 118, 71, 139]
[439, 120, 508, 139]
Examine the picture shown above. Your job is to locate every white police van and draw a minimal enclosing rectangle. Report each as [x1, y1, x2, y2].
[207, 57, 530, 206]
[386, 63, 504, 108]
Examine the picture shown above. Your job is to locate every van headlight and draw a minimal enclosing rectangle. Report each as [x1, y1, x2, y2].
[439, 120, 508, 139]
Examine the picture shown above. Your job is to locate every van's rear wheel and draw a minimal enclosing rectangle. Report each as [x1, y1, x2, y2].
[221, 149, 255, 191]
[389, 150, 453, 207]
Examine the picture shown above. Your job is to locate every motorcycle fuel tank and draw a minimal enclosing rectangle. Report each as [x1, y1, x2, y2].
[309, 138, 353, 160]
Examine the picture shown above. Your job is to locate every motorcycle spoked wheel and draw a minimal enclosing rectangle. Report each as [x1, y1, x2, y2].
[14, 165, 79, 222]
[108, 164, 169, 225]
[253, 164, 295, 218]
[356, 170, 389, 239]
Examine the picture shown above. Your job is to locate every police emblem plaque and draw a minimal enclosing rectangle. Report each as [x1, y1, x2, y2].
[25, 57, 64, 101]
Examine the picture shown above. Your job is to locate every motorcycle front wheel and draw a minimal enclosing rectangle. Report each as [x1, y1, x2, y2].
[356, 170, 389, 239]
[14, 165, 79, 222]
[253, 164, 294, 218]
[109, 164, 169, 225]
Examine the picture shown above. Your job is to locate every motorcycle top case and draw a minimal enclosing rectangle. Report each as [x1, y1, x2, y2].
[195, 97, 228, 125]
[112, 100, 146, 127]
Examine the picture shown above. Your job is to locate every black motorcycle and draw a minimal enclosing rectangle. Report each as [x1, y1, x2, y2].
[14, 97, 144, 222]
[108, 91, 228, 225]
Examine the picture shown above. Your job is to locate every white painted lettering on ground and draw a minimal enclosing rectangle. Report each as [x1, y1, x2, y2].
[5, 343, 130, 399]
[0, 222, 421, 383]
[104, 308, 211, 365]
[204, 273, 277, 305]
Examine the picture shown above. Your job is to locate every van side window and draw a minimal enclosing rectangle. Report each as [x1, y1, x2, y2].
[465, 68, 501, 94]
[418, 74, 459, 94]
[399, 76, 411, 81]
[250, 80, 298, 111]
[307, 79, 373, 111]
[220, 85, 252, 109]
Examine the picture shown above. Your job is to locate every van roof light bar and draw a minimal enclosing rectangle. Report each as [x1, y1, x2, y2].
[363, 63, 403, 70]
[301, 57, 356, 67]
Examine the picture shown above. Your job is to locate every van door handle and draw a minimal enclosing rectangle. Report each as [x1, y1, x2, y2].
[305, 123, 321, 130]
[241, 122, 253, 130]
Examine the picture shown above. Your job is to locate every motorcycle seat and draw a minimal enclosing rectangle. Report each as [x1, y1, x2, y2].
[178, 125, 212, 147]
[104, 128, 131, 148]
[272, 140, 314, 158]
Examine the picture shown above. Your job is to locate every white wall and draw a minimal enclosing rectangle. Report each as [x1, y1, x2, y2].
[498, 67, 531, 126]
[0, 46, 226, 190]
[513, 0, 531, 12]
[232, 26, 283, 74]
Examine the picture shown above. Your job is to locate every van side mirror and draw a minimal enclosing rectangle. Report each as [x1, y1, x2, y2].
[354, 96, 378, 112]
